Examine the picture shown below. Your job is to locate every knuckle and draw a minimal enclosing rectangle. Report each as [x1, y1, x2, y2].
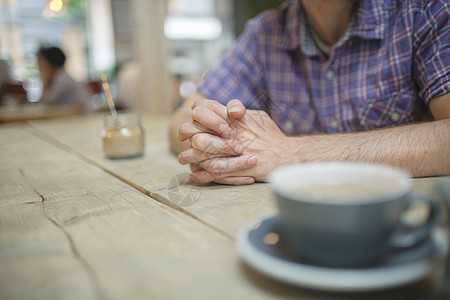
[179, 123, 188, 135]
[235, 158, 243, 169]
[224, 141, 237, 153]
[191, 134, 204, 149]
[179, 152, 192, 164]
[192, 98, 204, 109]
[189, 173, 202, 184]
[210, 171, 222, 179]
[201, 160, 214, 172]
[201, 163, 211, 172]
[199, 170, 217, 182]
[191, 106, 202, 119]
[206, 160, 223, 174]
[212, 143, 224, 153]
[212, 118, 222, 129]
[207, 100, 219, 110]
[206, 140, 225, 154]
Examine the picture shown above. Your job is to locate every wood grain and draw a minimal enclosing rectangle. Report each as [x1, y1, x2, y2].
[26, 114, 277, 237]
[2, 116, 445, 300]
[0, 124, 307, 300]
[27, 114, 446, 238]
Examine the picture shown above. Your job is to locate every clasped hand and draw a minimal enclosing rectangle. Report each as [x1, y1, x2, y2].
[178, 98, 290, 185]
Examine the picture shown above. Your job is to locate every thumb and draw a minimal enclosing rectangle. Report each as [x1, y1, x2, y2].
[227, 99, 246, 119]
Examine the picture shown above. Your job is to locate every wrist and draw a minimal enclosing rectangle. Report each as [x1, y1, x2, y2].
[283, 136, 306, 163]
[281, 135, 328, 165]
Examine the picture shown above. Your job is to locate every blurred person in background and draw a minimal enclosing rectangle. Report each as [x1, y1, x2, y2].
[114, 59, 142, 111]
[37, 46, 90, 113]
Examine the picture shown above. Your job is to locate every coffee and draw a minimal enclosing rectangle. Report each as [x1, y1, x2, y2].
[269, 162, 438, 267]
[293, 182, 388, 202]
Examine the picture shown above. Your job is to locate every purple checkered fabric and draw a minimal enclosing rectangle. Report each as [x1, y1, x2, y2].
[198, 0, 450, 135]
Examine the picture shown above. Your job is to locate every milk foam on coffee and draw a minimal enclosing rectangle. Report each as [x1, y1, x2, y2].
[293, 182, 390, 202]
[270, 162, 410, 204]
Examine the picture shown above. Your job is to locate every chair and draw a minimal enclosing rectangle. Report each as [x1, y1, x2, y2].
[0, 83, 27, 103]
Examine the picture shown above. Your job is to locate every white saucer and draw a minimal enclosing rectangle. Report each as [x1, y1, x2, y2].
[236, 214, 449, 292]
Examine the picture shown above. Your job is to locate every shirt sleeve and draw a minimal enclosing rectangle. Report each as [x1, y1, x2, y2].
[413, 0, 450, 104]
[197, 19, 265, 109]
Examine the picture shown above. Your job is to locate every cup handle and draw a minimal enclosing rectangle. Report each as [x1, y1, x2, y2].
[390, 193, 440, 248]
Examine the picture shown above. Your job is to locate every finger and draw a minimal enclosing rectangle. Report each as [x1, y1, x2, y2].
[190, 133, 243, 155]
[188, 159, 257, 184]
[189, 170, 216, 184]
[227, 99, 246, 119]
[179, 121, 216, 142]
[200, 155, 257, 174]
[214, 177, 255, 185]
[192, 106, 230, 136]
[190, 163, 202, 172]
[189, 171, 255, 185]
[178, 148, 235, 165]
[192, 98, 228, 120]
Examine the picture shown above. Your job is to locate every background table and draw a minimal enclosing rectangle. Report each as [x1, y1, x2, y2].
[0, 103, 81, 123]
[1, 113, 448, 300]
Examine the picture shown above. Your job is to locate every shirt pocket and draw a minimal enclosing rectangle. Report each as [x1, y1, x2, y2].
[355, 87, 419, 131]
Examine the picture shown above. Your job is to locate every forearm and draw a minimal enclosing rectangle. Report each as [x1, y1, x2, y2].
[287, 119, 450, 177]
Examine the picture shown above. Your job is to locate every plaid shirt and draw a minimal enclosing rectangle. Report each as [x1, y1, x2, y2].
[198, 0, 450, 135]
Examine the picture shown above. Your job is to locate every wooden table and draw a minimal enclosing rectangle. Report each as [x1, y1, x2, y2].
[0, 103, 81, 123]
[1, 113, 448, 300]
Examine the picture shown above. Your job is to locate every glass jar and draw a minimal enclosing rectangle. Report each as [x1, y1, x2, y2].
[102, 113, 145, 159]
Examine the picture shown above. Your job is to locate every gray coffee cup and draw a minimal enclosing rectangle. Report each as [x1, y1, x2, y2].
[268, 162, 440, 268]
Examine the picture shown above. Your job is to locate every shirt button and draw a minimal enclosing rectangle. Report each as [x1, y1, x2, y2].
[325, 70, 335, 80]
[284, 120, 294, 132]
[330, 119, 339, 129]
[391, 112, 400, 121]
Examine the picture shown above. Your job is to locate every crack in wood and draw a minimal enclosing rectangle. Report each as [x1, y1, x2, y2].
[19, 167, 107, 300]
[44, 214, 107, 300]
[40, 196, 107, 300]
[25, 122, 236, 241]
[39, 194, 46, 203]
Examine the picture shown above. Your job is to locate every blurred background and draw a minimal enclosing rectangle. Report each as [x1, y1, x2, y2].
[0, 0, 284, 115]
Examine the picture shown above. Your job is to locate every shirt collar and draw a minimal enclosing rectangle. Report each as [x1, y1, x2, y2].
[298, 3, 321, 56]
[280, 0, 392, 55]
[279, 0, 302, 51]
[350, 0, 393, 40]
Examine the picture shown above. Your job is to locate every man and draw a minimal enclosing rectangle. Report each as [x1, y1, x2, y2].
[169, 0, 450, 185]
[37, 46, 90, 112]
